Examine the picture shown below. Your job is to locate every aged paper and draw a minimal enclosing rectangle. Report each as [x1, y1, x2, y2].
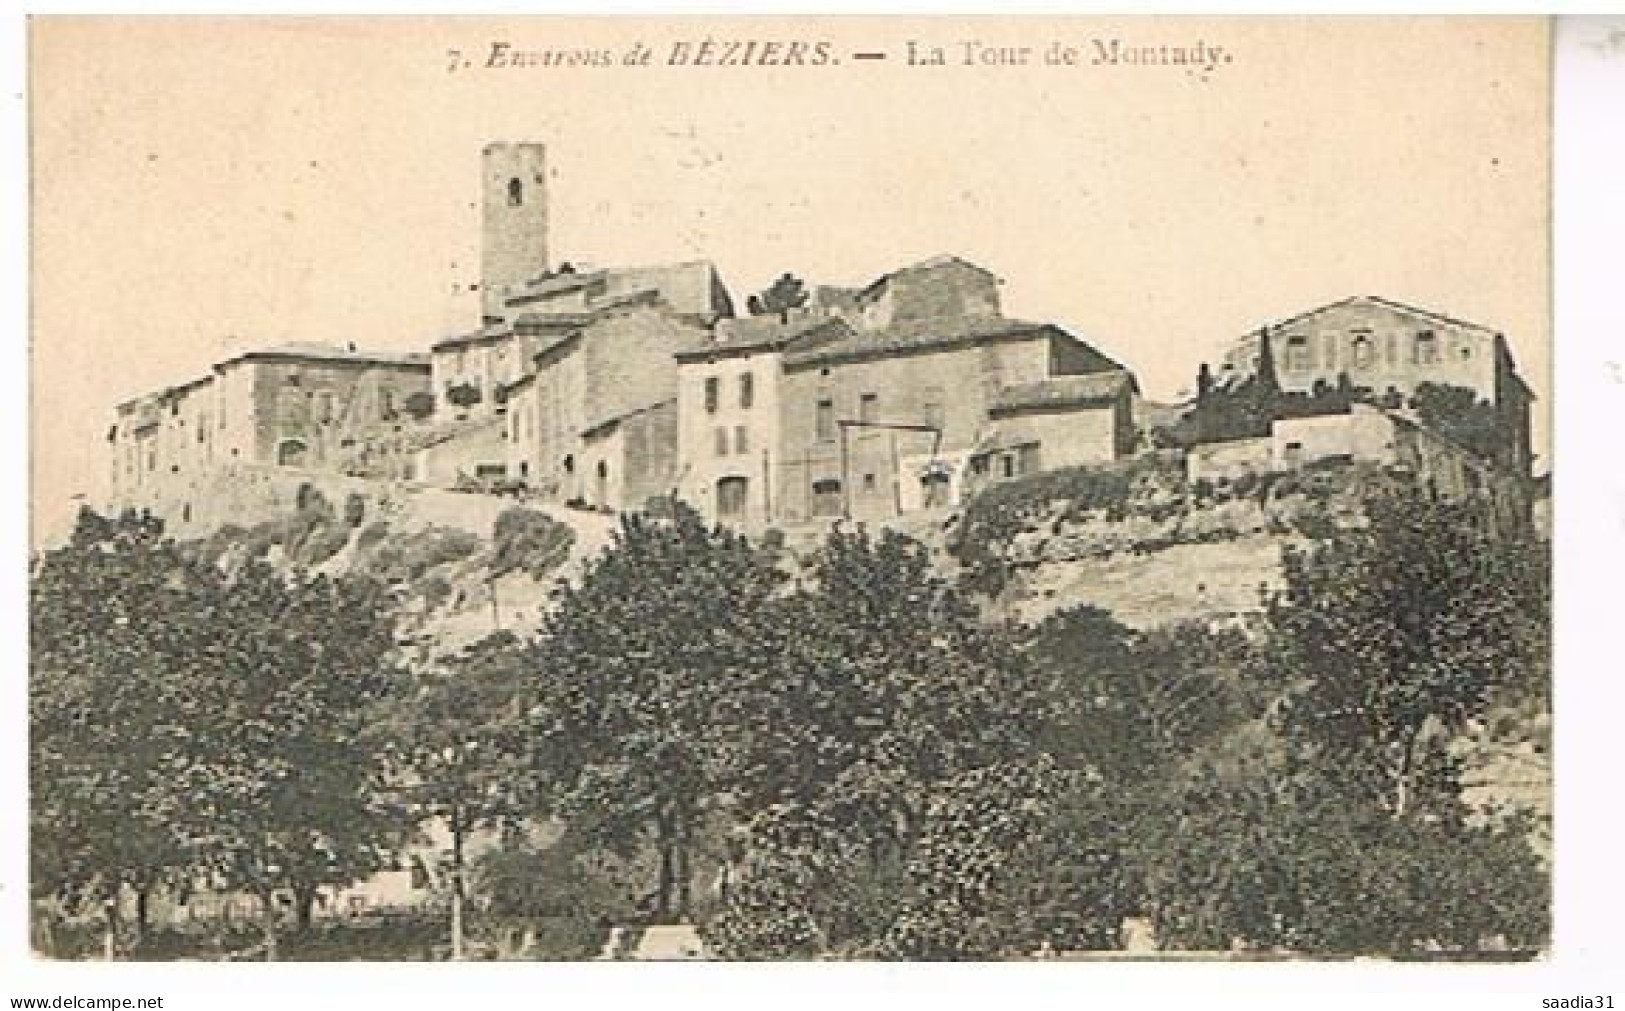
[24, 14, 1554, 976]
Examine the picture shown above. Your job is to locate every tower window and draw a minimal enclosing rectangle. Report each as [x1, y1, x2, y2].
[1415, 331, 1439, 365]
[508, 177, 524, 206]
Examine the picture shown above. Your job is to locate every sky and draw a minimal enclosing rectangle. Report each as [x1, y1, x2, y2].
[29, 16, 1551, 546]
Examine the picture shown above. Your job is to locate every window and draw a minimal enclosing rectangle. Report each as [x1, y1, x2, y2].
[1001, 454, 1017, 479]
[815, 398, 835, 442]
[1286, 335, 1311, 372]
[1351, 334, 1374, 369]
[704, 377, 720, 413]
[1283, 441, 1304, 466]
[508, 177, 524, 206]
[922, 470, 951, 509]
[380, 390, 395, 420]
[715, 427, 729, 456]
[922, 387, 945, 431]
[318, 393, 335, 424]
[1415, 331, 1439, 365]
[862, 473, 877, 493]
[739, 372, 755, 409]
[717, 476, 749, 519]
[734, 425, 749, 454]
[859, 392, 878, 423]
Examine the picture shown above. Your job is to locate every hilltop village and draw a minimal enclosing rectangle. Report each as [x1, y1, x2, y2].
[106, 142, 1537, 540]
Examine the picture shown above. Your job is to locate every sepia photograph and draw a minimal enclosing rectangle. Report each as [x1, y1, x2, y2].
[22, 15, 1558, 969]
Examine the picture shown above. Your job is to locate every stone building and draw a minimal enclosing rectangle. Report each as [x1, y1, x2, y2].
[674, 256, 1138, 529]
[430, 260, 733, 423]
[1212, 295, 1535, 476]
[480, 142, 549, 322]
[108, 343, 430, 519]
[503, 290, 712, 510]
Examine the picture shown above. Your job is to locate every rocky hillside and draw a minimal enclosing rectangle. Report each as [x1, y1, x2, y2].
[175, 451, 1548, 836]
[188, 475, 617, 658]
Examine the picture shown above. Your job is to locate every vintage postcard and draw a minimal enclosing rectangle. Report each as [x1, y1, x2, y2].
[24, 16, 1552, 968]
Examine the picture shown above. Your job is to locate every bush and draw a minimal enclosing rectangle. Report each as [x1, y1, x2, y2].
[446, 383, 483, 409]
[404, 390, 436, 421]
[490, 508, 576, 581]
[360, 525, 481, 585]
[357, 521, 391, 552]
[949, 456, 1186, 596]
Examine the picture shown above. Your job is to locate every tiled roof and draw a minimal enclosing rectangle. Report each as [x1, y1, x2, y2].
[220, 342, 430, 369]
[431, 325, 514, 352]
[677, 315, 853, 360]
[1266, 295, 1500, 340]
[513, 312, 594, 329]
[859, 254, 995, 298]
[991, 371, 1136, 413]
[784, 316, 1054, 368]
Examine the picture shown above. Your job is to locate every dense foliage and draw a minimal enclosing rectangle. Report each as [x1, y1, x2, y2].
[31, 479, 1550, 960]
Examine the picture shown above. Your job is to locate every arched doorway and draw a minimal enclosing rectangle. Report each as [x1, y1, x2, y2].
[277, 439, 308, 467]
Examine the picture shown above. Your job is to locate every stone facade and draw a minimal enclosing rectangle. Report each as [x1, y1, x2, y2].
[675, 256, 1139, 529]
[1214, 295, 1535, 476]
[481, 142, 549, 321]
[504, 296, 710, 509]
[108, 344, 430, 521]
[104, 143, 1537, 542]
[431, 261, 733, 423]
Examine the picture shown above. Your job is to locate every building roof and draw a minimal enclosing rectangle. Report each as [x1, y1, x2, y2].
[218, 341, 430, 370]
[511, 268, 604, 300]
[115, 372, 216, 412]
[859, 254, 996, 299]
[990, 371, 1137, 414]
[783, 316, 1055, 368]
[1261, 295, 1502, 342]
[430, 325, 514, 353]
[676, 314, 854, 361]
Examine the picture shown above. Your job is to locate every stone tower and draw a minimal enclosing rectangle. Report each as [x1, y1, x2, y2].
[481, 142, 549, 322]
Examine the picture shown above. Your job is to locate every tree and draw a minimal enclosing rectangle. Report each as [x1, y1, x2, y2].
[1132, 484, 1550, 954]
[375, 631, 537, 958]
[1264, 486, 1548, 818]
[524, 505, 788, 922]
[30, 509, 213, 951]
[747, 273, 809, 317]
[445, 383, 483, 410]
[877, 758, 1077, 959]
[1410, 381, 1505, 462]
[404, 390, 436, 421]
[704, 526, 1065, 957]
[164, 560, 404, 957]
